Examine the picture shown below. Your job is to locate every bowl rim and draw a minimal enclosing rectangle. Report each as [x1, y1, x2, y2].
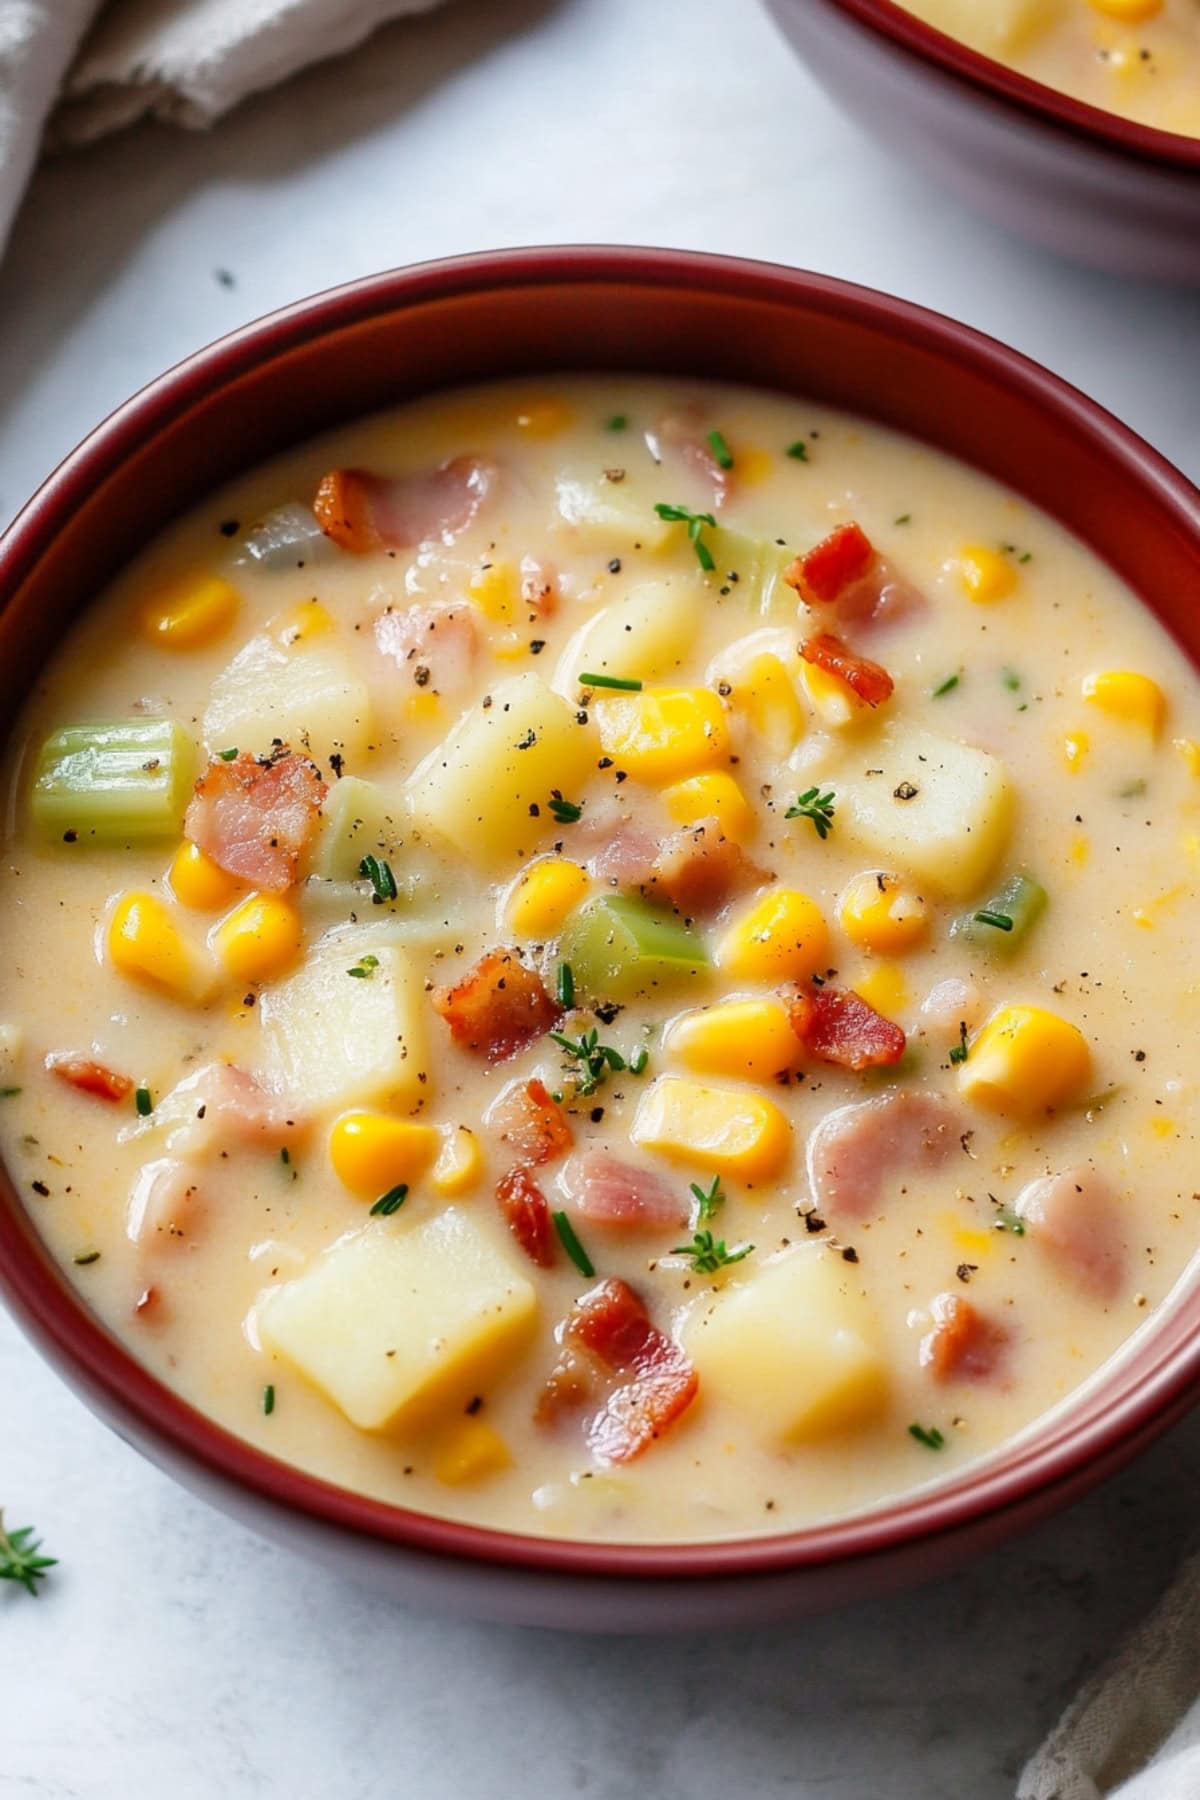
[2, 244, 1200, 1582]
[812, 0, 1200, 171]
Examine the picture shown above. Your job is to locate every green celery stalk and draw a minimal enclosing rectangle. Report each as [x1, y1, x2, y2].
[31, 719, 196, 842]
[559, 895, 709, 1001]
[953, 873, 1047, 952]
[704, 525, 796, 620]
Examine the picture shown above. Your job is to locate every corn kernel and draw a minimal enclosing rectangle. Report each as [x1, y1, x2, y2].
[432, 1416, 512, 1485]
[663, 771, 755, 845]
[1082, 670, 1165, 737]
[736, 653, 805, 754]
[717, 888, 829, 984]
[107, 891, 207, 1002]
[405, 690, 442, 724]
[632, 1074, 791, 1181]
[141, 573, 239, 649]
[1089, 0, 1161, 19]
[469, 561, 519, 625]
[734, 447, 773, 486]
[949, 545, 1017, 605]
[506, 857, 590, 938]
[329, 1111, 441, 1197]
[169, 840, 243, 911]
[593, 687, 730, 784]
[852, 961, 909, 1018]
[664, 998, 801, 1083]
[432, 1126, 485, 1196]
[211, 894, 302, 985]
[1069, 835, 1090, 868]
[514, 397, 573, 438]
[1063, 730, 1089, 772]
[941, 1217, 996, 1261]
[1150, 1114, 1175, 1138]
[1174, 738, 1200, 777]
[957, 1005, 1090, 1116]
[839, 871, 927, 954]
[797, 659, 863, 728]
[272, 599, 334, 648]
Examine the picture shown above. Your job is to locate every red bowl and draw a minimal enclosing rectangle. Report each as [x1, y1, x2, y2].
[2, 248, 1199, 1630]
[764, 0, 1200, 282]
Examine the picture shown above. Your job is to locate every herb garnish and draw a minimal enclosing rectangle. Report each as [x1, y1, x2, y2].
[73, 1250, 101, 1266]
[672, 1230, 754, 1274]
[553, 1210, 595, 1278]
[993, 1204, 1026, 1235]
[653, 502, 717, 572]
[628, 1047, 649, 1076]
[908, 1423, 945, 1451]
[280, 1147, 291, 1166]
[691, 1175, 726, 1222]
[262, 1384, 276, 1416]
[948, 1021, 970, 1066]
[1002, 668, 1022, 692]
[135, 1086, 153, 1116]
[370, 1184, 409, 1217]
[217, 746, 239, 761]
[785, 441, 809, 461]
[894, 512, 911, 525]
[932, 673, 960, 698]
[359, 854, 398, 903]
[556, 962, 575, 1009]
[347, 953, 380, 979]
[549, 1027, 628, 1098]
[706, 429, 734, 471]
[0, 1513, 56, 1597]
[578, 672, 642, 692]
[0, 1087, 22, 1100]
[973, 909, 1014, 932]
[786, 787, 836, 840]
[605, 414, 628, 432]
[548, 793, 583, 823]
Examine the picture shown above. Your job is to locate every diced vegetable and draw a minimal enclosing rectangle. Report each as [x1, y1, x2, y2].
[716, 887, 829, 984]
[313, 775, 401, 882]
[328, 1111, 440, 1197]
[506, 857, 590, 939]
[169, 839, 244, 911]
[957, 1004, 1090, 1115]
[662, 771, 755, 844]
[431, 1417, 512, 1485]
[31, 720, 196, 843]
[141, 574, 239, 649]
[558, 895, 709, 1002]
[210, 893, 303, 985]
[236, 502, 332, 570]
[203, 632, 373, 766]
[552, 469, 679, 550]
[702, 525, 796, 618]
[1082, 669, 1166, 736]
[107, 892, 212, 1004]
[553, 577, 703, 695]
[951, 873, 1046, 952]
[840, 872, 928, 953]
[431, 1125, 485, 1196]
[949, 544, 1017, 604]
[591, 686, 730, 785]
[683, 1245, 888, 1442]
[663, 998, 801, 1083]
[258, 1209, 537, 1430]
[632, 1074, 791, 1181]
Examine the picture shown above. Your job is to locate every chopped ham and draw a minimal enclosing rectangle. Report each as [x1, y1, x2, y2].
[807, 1090, 961, 1220]
[920, 1292, 1008, 1382]
[126, 1157, 203, 1246]
[785, 522, 875, 604]
[313, 455, 495, 553]
[433, 948, 562, 1063]
[520, 554, 558, 616]
[835, 571, 927, 633]
[920, 977, 986, 1035]
[45, 1052, 132, 1103]
[534, 1350, 594, 1426]
[374, 603, 477, 698]
[560, 1277, 698, 1463]
[645, 410, 730, 506]
[565, 1151, 688, 1231]
[185, 749, 326, 893]
[122, 1061, 305, 1158]
[788, 984, 906, 1071]
[496, 1166, 556, 1268]
[488, 1077, 573, 1167]
[799, 632, 894, 707]
[651, 822, 765, 916]
[1014, 1167, 1127, 1302]
[587, 825, 660, 891]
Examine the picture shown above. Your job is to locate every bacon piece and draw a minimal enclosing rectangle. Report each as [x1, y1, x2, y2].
[374, 603, 477, 698]
[126, 1158, 203, 1247]
[786, 522, 875, 605]
[489, 1077, 573, 1167]
[587, 825, 660, 891]
[313, 455, 495, 553]
[566, 1150, 688, 1230]
[45, 1052, 132, 1103]
[788, 984, 906, 1072]
[562, 1278, 698, 1464]
[496, 1166, 556, 1268]
[806, 1090, 960, 1220]
[799, 632, 894, 707]
[651, 822, 765, 916]
[534, 1350, 595, 1427]
[520, 554, 558, 617]
[920, 1292, 1008, 1382]
[185, 749, 326, 893]
[124, 1061, 306, 1158]
[1014, 1167, 1126, 1302]
[433, 948, 562, 1063]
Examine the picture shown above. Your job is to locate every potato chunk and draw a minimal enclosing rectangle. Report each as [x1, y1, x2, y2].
[204, 632, 373, 767]
[683, 1245, 888, 1442]
[833, 723, 1013, 898]
[552, 470, 677, 550]
[259, 1210, 537, 1431]
[260, 927, 430, 1112]
[406, 672, 596, 864]
[552, 577, 703, 696]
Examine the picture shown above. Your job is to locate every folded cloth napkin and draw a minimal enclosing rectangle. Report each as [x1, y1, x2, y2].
[0, 0, 446, 255]
[1019, 1546, 1200, 1800]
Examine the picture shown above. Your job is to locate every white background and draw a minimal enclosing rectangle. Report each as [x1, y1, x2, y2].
[2, 1, 1198, 1794]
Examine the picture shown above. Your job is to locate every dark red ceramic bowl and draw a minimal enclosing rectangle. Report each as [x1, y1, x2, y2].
[2, 249, 1199, 1630]
[765, 0, 1200, 282]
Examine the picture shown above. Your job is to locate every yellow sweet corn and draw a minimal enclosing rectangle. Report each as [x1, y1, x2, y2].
[852, 962, 909, 1019]
[1063, 730, 1089, 773]
[211, 894, 303, 985]
[169, 840, 243, 911]
[469, 561, 519, 625]
[717, 888, 829, 984]
[107, 891, 207, 1002]
[950, 545, 1017, 605]
[632, 1074, 791, 1182]
[141, 573, 239, 648]
[957, 1005, 1090, 1116]
[734, 447, 773, 486]
[737, 653, 805, 754]
[1174, 737, 1200, 777]
[506, 857, 590, 938]
[839, 872, 927, 954]
[329, 1111, 441, 1197]
[663, 998, 801, 1083]
[432, 1416, 512, 1485]
[513, 397, 573, 438]
[432, 1126, 485, 1196]
[1089, 0, 1161, 17]
[797, 659, 864, 728]
[941, 1216, 996, 1262]
[663, 771, 755, 844]
[593, 687, 729, 784]
[1082, 670, 1165, 737]
[272, 598, 334, 647]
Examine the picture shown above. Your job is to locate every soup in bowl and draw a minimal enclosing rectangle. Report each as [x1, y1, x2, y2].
[1, 251, 1198, 1628]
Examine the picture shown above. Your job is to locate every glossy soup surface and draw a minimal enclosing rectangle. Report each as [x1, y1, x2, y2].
[903, 0, 1200, 135]
[2, 376, 1198, 1545]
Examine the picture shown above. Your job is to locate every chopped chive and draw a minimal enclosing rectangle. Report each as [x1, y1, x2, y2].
[578, 672, 642, 692]
[135, 1086, 152, 1117]
[973, 909, 1014, 932]
[556, 962, 575, 1009]
[706, 429, 734, 471]
[894, 512, 911, 525]
[785, 441, 809, 461]
[548, 793, 583, 823]
[0, 1086, 21, 1099]
[72, 1250, 101, 1266]
[605, 414, 628, 431]
[553, 1210, 595, 1278]
[1118, 778, 1147, 799]
[653, 502, 717, 572]
[217, 746, 240, 761]
[948, 1021, 970, 1065]
[262, 1384, 276, 1416]
[932, 673, 960, 698]
[908, 1422, 945, 1450]
[370, 1184, 409, 1217]
[690, 1175, 726, 1222]
[358, 854, 398, 903]
[1002, 668, 1022, 692]
[347, 953, 381, 979]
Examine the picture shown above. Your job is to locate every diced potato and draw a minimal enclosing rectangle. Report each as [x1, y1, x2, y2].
[314, 775, 402, 880]
[406, 673, 596, 865]
[552, 470, 678, 551]
[552, 577, 704, 697]
[833, 724, 1013, 899]
[258, 1209, 537, 1431]
[632, 1074, 791, 1181]
[203, 631, 373, 766]
[260, 927, 431, 1112]
[683, 1245, 888, 1442]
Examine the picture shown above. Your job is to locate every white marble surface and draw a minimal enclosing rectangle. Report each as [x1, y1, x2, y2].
[1, 0, 1198, 1793]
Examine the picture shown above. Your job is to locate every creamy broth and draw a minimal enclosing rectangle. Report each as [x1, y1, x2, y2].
[903, 0, 1200, 136]
[2, 375, 1198, 1545]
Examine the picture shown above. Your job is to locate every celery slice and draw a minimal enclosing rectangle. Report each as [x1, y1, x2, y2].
[952, 873, 1047, 952]
[31, 719, 195, 843]
[313, 775, 402, 881]
[705, 526, 796, 620]
[559, 896, 709, 1001]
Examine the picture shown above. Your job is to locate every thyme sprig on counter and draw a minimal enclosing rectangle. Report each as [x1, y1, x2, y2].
[0, 1512, 56, 1597]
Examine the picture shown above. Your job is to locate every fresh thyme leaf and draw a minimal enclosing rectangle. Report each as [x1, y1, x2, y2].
[556, 962, 575, 1009]
[369, 1184, 409, 1217]
[785, 440, 809, 461]
[553, 1210, 595, 1278]
[358, 854, 398, 903]
[690, 1175, 726, 1222]
[932, 673, 960, 698]
[894, 512, 911, 525]
[706, 429, 734, 471]
[605, 414, 628, 432]
[217, 747, 239, 761]
[973, 909, 1014, 932]
[948, 1021, 970, 1066]
[628, 1047, 649, 1076]
[672, 1229, 754, 1274]
[0, 1512, 56, 1597]
[908, 1423, 945, 1450]
[653, 502, 717, 572]
[785, 786, 836, 840]
[262, 1384, 276, 1416]
[548, 793, 583, 823]
[578, 672, 642, 692]
[347, 953, 381, 979]
[549, 1027, 628, 1098]
[135, 1086, 153, 1116]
